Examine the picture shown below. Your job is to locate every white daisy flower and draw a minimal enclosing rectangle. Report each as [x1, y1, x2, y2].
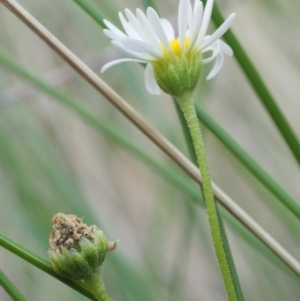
[101, 0, 235, 96]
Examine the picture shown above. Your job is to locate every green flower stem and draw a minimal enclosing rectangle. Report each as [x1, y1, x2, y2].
[176, 93, 238, 301]
[84, 272, 112, 301]
[174, 98, 244, 301]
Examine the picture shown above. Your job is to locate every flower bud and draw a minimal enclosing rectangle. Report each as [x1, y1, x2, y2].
[48, 213, 116, 280]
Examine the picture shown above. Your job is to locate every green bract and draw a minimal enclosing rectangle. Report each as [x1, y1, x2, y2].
[48, 231, 108, 280]
[152, 51, 202, 97]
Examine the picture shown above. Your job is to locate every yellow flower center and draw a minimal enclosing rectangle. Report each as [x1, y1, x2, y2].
[162, 38, 191, 56]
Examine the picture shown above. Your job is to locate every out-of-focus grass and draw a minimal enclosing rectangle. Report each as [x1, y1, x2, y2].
[0, 270, 27, 301]
[1, 0, 300, 301]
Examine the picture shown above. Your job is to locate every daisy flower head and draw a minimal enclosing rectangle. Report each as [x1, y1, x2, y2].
[101, 0, 235, 97]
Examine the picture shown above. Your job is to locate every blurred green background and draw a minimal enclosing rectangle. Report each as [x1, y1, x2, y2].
[1, 0, 300, 300]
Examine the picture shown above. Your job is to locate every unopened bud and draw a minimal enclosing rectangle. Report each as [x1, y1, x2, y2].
[48, 213, 117, 280]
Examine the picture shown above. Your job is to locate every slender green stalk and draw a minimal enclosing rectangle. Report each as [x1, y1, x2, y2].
[84, 272, 113, 301]
[176, 93, 238, 301]
[173, 99, 198, 164]
[217, 211, 244, 300]
[174, 99, 244, 300]
[0, 270, 28, 301]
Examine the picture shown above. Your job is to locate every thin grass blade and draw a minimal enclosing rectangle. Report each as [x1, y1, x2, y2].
[201, 0, 300, 165]
[72, 0, 105, 28]
[0, 233, 96, 300]
[0, 270, 28, 301]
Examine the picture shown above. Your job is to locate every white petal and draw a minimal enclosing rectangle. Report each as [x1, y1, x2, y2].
[103, 29, 125, 41]
[125, 9, 149, 42]
[160, 19, 175, 40]
[220, 40, 233, 56]
[136, 9, 163, 55]
[118, 38, 162, 58]
[118, 12, 140, 40]
[202, 41, 220, 64]
[101, 58, 146, 72]
[206, 52, 224, 80]
[147, 8, 171, 51]
[112, 41, 155, 61]
[145, 64, 161, 95]
[200, 13, 235, 50]
[178, 0, 189, 47]
[188, 1, 203, 50]
[187, 0, 193, 32]
[196, 0, 214, 45]
[202, 55, 215, 64]
[103, 20, 127, 38]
